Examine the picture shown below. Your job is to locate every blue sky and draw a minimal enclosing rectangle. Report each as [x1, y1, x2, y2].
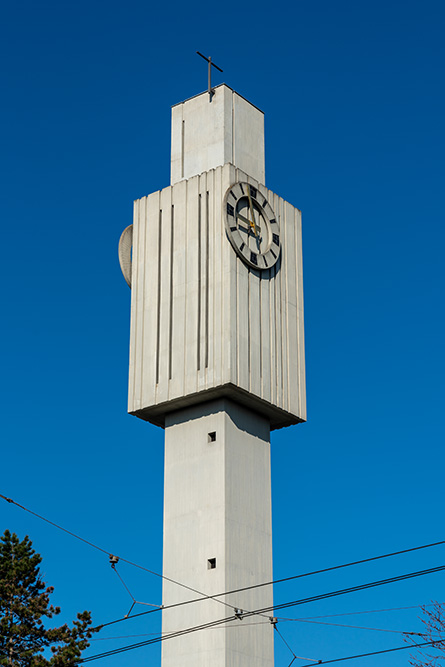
[1, 0, 444, 665]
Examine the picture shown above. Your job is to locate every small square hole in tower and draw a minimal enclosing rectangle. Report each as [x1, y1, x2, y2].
[207, 558, 216, 569]
[208, 431, 216, 443]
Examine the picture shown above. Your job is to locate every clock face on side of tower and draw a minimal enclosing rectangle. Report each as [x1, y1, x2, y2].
[224, 182, 281, 270]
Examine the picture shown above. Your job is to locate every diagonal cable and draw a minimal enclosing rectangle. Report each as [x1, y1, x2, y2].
[0, 492, 235, 611]
[274, 624, 321, 664]
[294, 639, 445, 667]
[95, 562, 445, 630]
[277, 616, 423, 635]
[290, 603, 437, 620]
[111, 564, 161, 616]
[3, 492, 445, 629]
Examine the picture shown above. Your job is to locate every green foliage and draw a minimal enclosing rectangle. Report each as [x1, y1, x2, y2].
[0, 530, 99, 666]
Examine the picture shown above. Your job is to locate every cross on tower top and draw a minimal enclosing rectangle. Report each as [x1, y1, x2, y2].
[196, 51, 223, 102]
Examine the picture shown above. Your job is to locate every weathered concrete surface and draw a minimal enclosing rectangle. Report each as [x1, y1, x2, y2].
[128, 163, 306, 429]
[162, 399, 274, 667]
[171, 85, 265, 186]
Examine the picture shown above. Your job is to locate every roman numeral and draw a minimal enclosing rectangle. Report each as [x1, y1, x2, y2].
[273, 233, 280, 246]
[227, 203, 234, 216]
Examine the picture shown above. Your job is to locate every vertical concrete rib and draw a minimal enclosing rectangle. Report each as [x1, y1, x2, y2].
[184, 176, 199, 396]
[259, 272, 262, 379]
[181, 119, 185, 180]
[280, 197, 288, 412]
[274, 192, 283, 409]
[156, 207, 162, 386]
[133, 197, 146, 411]
[128, 200, 137, 411]
[260, 263, 271, 403]
[198, 177, 209, 390]
[213, 167, 223, 386]
[156, 187, 172, 404]
[206, 170, 215, 387]
[168, 205, 174, 381]
[296, 208, 306, 419]
[141, 193, 159, 408]
[197, 193, 202, 371]
[205, 189, 210, 370]
[284, 202, 296, 413]
[169, 179, 186, 399]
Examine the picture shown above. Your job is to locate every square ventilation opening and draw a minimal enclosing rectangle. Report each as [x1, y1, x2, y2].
[208, 431, 216, 443]
[207, 558, 216, 569]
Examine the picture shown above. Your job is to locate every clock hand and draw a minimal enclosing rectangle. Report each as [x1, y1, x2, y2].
[237, 223, 254, 235]
[246, 186, 260, 239]
[236, 212, 261, 232]
[237, 224, 263, 241]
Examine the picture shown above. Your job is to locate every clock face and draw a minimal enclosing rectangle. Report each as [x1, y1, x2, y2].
[224, 182, 281, 270]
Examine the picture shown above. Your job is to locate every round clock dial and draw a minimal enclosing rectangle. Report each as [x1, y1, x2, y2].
[224, 182, 280, 270]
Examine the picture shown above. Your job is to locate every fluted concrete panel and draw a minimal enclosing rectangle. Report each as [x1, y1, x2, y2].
[128, 163, 306, 429]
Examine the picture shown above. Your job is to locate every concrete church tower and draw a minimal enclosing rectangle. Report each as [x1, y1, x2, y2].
[119, 83, 306, 667]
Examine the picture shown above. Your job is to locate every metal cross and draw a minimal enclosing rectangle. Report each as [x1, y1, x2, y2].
[196, 51, 223, 102]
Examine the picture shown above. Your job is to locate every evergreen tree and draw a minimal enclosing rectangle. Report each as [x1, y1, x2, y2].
[0, 530, 99, 666]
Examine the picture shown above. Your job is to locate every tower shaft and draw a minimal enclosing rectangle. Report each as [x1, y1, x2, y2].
[162, 399, 274, 667]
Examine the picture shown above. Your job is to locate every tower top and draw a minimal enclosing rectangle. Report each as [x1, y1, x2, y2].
[196, 51, 223, 101]
[170, 84, 265, 185]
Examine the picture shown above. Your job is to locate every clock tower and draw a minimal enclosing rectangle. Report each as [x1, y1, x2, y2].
[119, 83, 306, 666]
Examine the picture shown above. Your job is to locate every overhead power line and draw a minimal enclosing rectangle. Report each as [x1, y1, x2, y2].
[57, 621, 271, 644]
[3, 491, 445, 630]
[203, 542, 445, 601]
[251, 564, 445, 617]
[80, 613, 444, 665]
[82, 563, 445, 661]
[0, 492, 234, 612]
[295, 639, 445, 667]
[280, 617, 423, 635]
[80, 614, 240, 662]
[3, 491, 445, 594]
[97, 563, 445, 630]
[293, 603, 437, 620]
